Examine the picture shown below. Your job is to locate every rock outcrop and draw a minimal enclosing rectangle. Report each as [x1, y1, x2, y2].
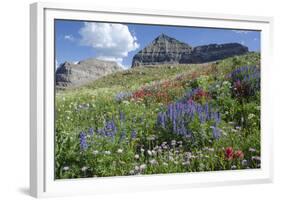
[132, 34, 248, 67]
[132, 33, 193, 67]
[56, 58, 122, 88]
[181, 43, 249, 64]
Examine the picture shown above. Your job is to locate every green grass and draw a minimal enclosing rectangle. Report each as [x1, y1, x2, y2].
[55, 52, 261, 179]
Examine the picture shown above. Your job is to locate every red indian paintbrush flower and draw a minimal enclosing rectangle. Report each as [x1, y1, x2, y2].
[225, 147, 234, 160]
[234, 150, 244, 160]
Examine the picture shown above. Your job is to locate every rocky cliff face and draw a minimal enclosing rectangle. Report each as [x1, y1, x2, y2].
[182, 43, 249, 64]
[56, 58, 122, 88]
[132, 34, 249, 67]
[132, 33, 193, 67]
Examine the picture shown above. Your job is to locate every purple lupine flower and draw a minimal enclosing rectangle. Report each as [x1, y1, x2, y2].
[172, 119, 177, 133]
[214, 112, 221, 125]
[211, 125, 221, 139]
[228, 66, 260, 97]
[197, 108, 205, 123]
[88, 127, 94, 136]
[105, 120, 117, 138]
[118, 131, 126, 143]
[79, 131, 88, 151]
[157, 112, 166, 128]
[155, 95, 221, 138]
[178, 120, 188, 136]
[131, 130, 137, 139]
[119, 111, 125, 121]
[97, 128, 105, 136]
[115, 91, 132, 102]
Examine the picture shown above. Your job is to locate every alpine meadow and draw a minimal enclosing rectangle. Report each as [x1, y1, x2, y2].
[55, 21, 261, 179]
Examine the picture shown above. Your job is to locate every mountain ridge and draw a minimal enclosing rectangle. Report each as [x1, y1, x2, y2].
[132, 34, 249, 67]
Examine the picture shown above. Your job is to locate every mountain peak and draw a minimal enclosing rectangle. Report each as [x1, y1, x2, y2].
[132, 34, 193, 67]
[132, 34, 249, 67]
[153, 33, 186, 44]
[156, 33, 171, 40]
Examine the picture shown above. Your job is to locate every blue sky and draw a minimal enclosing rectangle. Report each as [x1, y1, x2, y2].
[55, 19, 260, 69]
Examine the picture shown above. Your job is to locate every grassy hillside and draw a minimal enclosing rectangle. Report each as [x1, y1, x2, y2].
[55, 52, 261, 179]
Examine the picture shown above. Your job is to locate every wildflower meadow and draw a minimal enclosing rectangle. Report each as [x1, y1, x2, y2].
[55, 53, 261, 179]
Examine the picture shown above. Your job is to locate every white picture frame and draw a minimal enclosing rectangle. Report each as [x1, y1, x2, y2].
[30, 2, 274, 198]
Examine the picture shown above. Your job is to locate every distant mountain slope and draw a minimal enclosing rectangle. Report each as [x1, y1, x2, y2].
[80, 52, 259, 92]
[56, 58, 122, 88]
[132, 34, 249, 67]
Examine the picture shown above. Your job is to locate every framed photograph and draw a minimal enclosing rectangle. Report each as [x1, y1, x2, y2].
[30, 2, 274, 198]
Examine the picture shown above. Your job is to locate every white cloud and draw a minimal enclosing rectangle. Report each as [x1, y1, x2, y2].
[64, 35, 75, 41]
[232, 30, 250, 34]
[241, 41, 245, 45]
[79, 22, 139, 67]
[95, 56, 123, 66]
